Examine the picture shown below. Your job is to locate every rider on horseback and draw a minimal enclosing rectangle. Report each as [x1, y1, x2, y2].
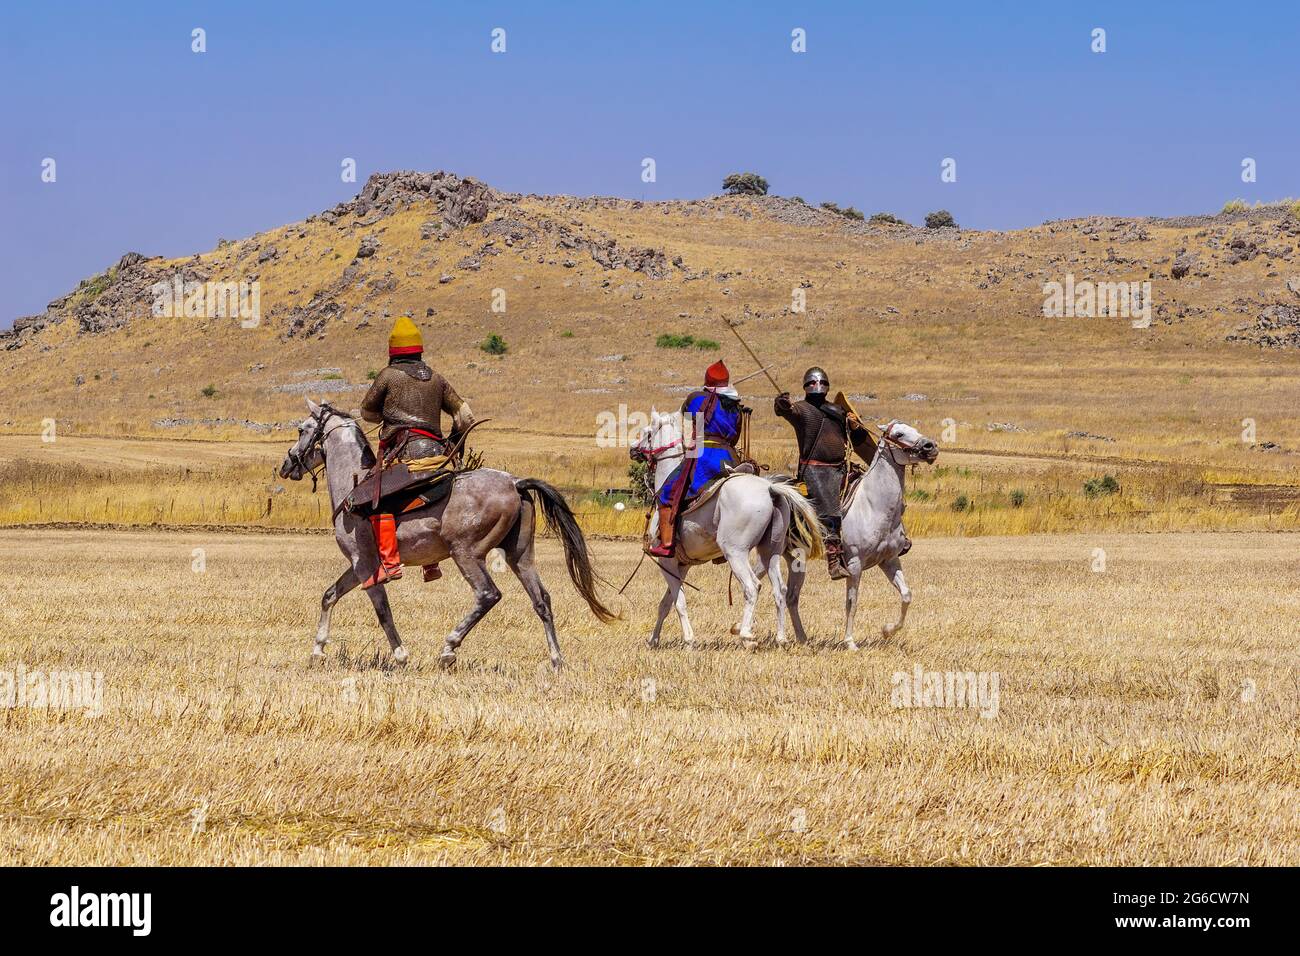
[646, 359, 746, 557]
[357, 316, 475, 587]
[775, 367, 875, 580]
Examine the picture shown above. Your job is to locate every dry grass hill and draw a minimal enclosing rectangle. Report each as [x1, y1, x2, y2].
[3, 171, 1300, 534]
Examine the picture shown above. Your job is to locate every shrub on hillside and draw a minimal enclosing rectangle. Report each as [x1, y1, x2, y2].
[1221, 198, 1248, 214]
[480, 333, 508, 355]
[1083, 474, 1120, 498]
[656, 333, 719, 350]
[820, 201, 864, 220]
[722, 172, 769, 196]
[925, 209, 957, 229]
[870, 212, 907, 225]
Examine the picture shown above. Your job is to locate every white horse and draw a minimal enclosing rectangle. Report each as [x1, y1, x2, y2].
[630, 409, 824, 650]
[785, 420, 938, 650]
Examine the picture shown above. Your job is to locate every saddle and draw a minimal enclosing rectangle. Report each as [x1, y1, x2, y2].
[343, 458, 457, 518]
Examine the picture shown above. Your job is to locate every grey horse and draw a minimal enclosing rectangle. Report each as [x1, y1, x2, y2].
[279, 399, 616, 669]
[785, 420, 939, 649]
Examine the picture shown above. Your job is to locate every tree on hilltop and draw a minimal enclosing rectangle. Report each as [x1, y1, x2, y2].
[722, 172, 769, 196]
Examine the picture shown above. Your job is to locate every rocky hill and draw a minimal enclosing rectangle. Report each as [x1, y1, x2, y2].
[3, 172, 1300, 467]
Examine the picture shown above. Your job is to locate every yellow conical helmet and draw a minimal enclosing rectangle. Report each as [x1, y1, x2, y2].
[388, 316, 422, 357]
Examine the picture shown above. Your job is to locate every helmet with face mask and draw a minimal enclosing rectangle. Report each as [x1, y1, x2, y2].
[802, 366, 829, 398]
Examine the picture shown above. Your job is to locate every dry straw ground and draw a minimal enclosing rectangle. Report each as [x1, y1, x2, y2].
[1, 529, 1294, 865]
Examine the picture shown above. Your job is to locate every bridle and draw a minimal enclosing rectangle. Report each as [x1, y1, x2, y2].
[631, 421, 689, 465]
[632, 436, 686, 464]
[873, 419, 933, 467]
[287, 403, 363, 491]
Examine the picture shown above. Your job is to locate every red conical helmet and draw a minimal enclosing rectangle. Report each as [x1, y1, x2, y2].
[704, 359, 729, 387]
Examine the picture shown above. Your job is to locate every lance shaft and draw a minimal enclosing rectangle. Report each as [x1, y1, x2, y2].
[724, 318, 783, 394]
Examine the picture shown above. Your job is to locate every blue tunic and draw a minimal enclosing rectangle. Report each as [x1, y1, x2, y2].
[657, 390, 742, 506]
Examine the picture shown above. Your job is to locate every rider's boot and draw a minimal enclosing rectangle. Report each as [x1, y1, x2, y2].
[646, 505, 676, 557]
[826, 535, 849, 581]
[362, 513, 404, 588]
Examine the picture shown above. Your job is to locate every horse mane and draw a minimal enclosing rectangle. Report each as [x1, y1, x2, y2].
[320, 403, 377, 469]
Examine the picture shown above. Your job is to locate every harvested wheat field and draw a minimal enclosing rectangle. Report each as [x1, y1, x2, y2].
[0, 528, 1294, 866]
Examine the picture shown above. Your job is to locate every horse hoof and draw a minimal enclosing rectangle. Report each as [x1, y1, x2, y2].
[310, 646, 326, 664]
[742, 639, 759, 652]
[550, 656, 565, 672]
[647, 637, 660, 649]
[392, 646, 409, 665]
[439, 651, 457, 670]
[775, 638, 790, 649]
[846, 641, 861, 652]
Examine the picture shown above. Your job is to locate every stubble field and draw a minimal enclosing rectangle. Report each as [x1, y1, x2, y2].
[0, 528, 1294, 865]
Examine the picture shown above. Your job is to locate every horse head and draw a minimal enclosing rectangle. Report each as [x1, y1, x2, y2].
[629, 407, 682, 463]
[280, 398, 333, 481]
[879, 420, 939, 465]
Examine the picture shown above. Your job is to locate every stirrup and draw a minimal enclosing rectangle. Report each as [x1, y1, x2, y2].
[362, 563, 403, 589]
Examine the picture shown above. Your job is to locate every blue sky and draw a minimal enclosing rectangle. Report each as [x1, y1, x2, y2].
[2, 0, 1297, 326]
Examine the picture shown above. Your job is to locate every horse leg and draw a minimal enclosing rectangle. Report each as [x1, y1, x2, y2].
[879, 557, 911, 640]
[501, 507, 563, 670]
[843, 569, 864, 651]
[785, 557, 810, 643]
[651, 560, 692, 648]
[725, 550, 762, 650]
[757, 521, 788, 647]
[362, 582, 408, 664]
[314, 566, 359, 661]
[439, 551, 502, 668]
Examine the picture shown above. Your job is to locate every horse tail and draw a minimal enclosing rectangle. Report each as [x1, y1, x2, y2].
[515, 478, 620, 624]
[768, 481, 826, 561]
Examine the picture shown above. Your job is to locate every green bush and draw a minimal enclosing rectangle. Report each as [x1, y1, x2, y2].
[925, 209, 957, 229]
[656, 333, 719, 350]
[480, 333, 509, 355]
[722, 172, 769, 196]
[628, 460, 654, 506]
[1010, 489, 1026, 508]
[870, 212, 907, 225]
[201, 384, 218, 398]
[950, 494, 970, 512]
[1083, 475, 1120, 498]
[366, 369, 379, 381]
